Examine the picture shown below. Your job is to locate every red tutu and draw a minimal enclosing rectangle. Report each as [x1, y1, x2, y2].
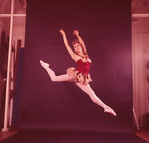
[67, 67, 92, 85]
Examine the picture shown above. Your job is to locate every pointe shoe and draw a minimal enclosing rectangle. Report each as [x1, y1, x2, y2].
[40, 60, 49, 68]
[104, 106, 117, 116]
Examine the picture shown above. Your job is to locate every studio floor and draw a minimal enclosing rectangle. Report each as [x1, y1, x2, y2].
[0, 127, 148, 142]
[134, 128, 149, 142]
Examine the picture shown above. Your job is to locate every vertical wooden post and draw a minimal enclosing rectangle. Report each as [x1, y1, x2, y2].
[2, 0, 14, 132]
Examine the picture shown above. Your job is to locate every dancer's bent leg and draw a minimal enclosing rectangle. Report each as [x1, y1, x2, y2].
[40, 60, 74, 82]
[75, 83, 116, 116]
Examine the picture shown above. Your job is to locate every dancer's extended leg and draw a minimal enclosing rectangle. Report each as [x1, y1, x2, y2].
[40, 60, 74, 82]
[40, 60, 116, 116]
[75, 83, 116, 116]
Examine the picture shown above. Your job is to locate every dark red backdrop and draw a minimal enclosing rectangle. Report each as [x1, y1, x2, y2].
[22, 0, 132, 133]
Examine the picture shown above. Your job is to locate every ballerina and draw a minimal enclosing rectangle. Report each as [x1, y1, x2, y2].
[40, 29, 116, 116]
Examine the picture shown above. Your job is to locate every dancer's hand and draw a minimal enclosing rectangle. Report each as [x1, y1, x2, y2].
[73, 30, 79, 36]
[59, 29, 65, 36]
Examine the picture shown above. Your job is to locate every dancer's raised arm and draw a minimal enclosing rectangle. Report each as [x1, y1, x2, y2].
[73, 30, 87, 54]
[59, 29, 76, 60]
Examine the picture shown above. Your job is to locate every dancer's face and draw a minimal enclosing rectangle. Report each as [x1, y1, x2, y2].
[73, 43, 82, 54]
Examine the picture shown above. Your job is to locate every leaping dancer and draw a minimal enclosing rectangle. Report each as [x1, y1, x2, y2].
[40, 29, 116, 116]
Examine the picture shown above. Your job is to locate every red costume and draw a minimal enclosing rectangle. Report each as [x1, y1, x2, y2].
[67, 58, 92, 85]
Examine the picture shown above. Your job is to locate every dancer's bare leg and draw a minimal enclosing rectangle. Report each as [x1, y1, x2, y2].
[76, 83, 116, 116]
[40, 60, 74, 82]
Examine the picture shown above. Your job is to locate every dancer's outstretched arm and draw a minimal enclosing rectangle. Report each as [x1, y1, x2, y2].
[73, 30, 87, 54]
[59, 29, 78, 60]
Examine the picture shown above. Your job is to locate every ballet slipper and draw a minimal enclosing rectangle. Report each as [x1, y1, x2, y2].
[40, 60, 49, 69]
[104, 106, 117, 116]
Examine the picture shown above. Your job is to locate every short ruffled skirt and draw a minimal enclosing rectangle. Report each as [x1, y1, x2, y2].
[66, 67, 92, 85]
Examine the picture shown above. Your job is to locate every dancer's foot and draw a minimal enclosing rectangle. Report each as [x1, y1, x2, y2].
[104, 106, 117, 116]
[40, 60, 49, 69]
